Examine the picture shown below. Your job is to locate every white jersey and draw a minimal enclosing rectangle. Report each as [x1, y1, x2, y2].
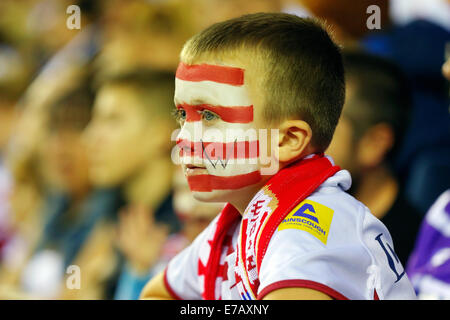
[164, 169, 417, 300]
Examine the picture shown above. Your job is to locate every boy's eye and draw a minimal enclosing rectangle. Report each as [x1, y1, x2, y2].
[201, 109, 220, 122]
[172, 108, 186, 123]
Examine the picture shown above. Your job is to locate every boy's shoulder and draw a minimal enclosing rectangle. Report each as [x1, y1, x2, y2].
[257, 170, 416, 300]
[269, 170, 373, 252]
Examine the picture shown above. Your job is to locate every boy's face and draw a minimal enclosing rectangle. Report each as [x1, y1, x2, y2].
[174, 55, 276, 203]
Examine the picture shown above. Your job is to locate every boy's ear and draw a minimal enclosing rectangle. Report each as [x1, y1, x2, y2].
[278, 120, 313, 163]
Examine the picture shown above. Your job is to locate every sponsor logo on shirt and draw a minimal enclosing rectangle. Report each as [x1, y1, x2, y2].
[278, 199, 334, 245]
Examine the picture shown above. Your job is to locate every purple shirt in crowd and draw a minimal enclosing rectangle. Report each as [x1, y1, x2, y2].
[406, 190, 450, 299]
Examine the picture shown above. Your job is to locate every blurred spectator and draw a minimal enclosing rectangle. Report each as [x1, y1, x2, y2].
[0, 13, 102, 298]
[405, 51, 450, 300]
[2, 80, 81, 297]
[406, 190, 450, 299]
[444, 51, 450, 80]
[285, 1, 449, 215]
[327, 50, 422, 265]
[18, 83, 91, 298]
[0, 79, 124, 299]
[0, 42, 35, 288]
[361, 0, 450, 214]
[85, 70, 178, 220]
[287, 0, 390, 45]
[84, 69, 182, 298]
[0, 0, 98, 70]
[0, 43, 27, 261]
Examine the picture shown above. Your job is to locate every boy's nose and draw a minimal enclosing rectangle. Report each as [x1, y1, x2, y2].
[176, 138, 194, 153]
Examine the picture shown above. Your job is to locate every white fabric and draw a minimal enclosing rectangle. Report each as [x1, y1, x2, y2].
[389, 0, 450, 31]
[166, 168, 417, 300]
[21, 250, 64, 299]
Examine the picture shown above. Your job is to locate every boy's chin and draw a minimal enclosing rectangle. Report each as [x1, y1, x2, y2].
[191, 189, 234, 204]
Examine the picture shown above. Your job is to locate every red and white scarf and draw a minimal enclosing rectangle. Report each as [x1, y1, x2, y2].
[199, 153, 340, 299]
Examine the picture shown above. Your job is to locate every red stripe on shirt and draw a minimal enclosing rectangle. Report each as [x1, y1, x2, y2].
[257, 279, 349, 300]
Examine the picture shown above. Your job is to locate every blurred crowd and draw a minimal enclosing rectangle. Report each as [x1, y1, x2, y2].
[0, 0, 449, 300]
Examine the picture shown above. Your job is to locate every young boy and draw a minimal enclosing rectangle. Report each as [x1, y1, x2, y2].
[141, 13, 417, 300]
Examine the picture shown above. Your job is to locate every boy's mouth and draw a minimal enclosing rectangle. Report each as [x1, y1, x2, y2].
[185, 163, 208, 176]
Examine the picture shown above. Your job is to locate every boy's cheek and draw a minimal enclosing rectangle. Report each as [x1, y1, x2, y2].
[175, 124, 280, 174]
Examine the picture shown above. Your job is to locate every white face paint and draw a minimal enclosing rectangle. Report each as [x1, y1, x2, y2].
[173, 62, 263, 202]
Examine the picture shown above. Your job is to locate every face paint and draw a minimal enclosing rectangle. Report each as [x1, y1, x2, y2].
[174, 62, 262, 196]
[177, 103, 253, 123]
[176, 62, 245, 85]
[185, 171, 262, 192]
[177, 139, 259, 160]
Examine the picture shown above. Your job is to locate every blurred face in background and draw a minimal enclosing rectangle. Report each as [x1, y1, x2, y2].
[43, 127, 90, 197]
[41, 102, 92, 197]
[85, 84, 162, 188]
[326, 115, 357, 174]
[326, 80, 395, 180]
[326, 81, 361, 176]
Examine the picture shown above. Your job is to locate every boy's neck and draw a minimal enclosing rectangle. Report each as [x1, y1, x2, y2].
[124, 158, 173, 208]
[229, 154, 314, 215]
[229, 177, 271, 216]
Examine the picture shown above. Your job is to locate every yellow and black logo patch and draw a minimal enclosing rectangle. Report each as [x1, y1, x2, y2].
[278, 199, 334, 245]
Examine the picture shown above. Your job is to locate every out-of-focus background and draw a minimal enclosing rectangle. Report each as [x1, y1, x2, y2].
[0, 0, 449, 300]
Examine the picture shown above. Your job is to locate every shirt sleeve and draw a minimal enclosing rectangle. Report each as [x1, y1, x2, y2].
[257, 228, 372, 300]
[164, 220, 215, 300]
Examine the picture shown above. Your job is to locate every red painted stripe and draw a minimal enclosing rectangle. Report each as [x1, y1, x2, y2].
[187, 171, 262, 192]
[176, 62, 245, 86]
[257, 279, 349, 300]
[177, 139, 259, 159]
[178, 103, 253, 123]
